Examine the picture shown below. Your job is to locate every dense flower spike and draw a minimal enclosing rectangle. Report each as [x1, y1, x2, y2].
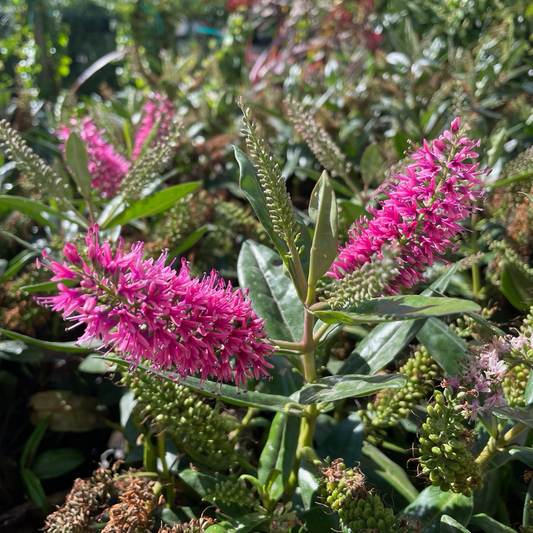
[328, 119, 488, 292]
[133, 92, 176, 160]
[37, 226, 274, 388]
[57, 118, 131, 198]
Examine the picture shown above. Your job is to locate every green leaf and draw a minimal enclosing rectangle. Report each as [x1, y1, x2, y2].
[0, 249, 37, 284]
[417, 318, 468, 376]
[21, 414, 51, 469]
[360, 143, 383, 185]
[0, 340, 43, 362]
[470, 513, 516, 533]
[258, 412, 300, 502]
[32, 448, 85, 479]
[78, 354, 117, 373]
[401, 486, 472, 533]
[0, 195, 84, 229]
[500, 264, 533, 311]
[65, 132, 93, 198]
[108, 357, 306, 416]
[441, 515, 471, 533]
[101, 182, 201, 229]
[298, 447, 320, 510]
[525, 372, 533, 407]
[20, 468, 48, 511]
[486, 128, 507, 168]
[298, 506, 339, 533]
[308, 171, 338, 285]
[393, 132, 410, 158]
[297, 373, 406, 404]
[314, 296, 480, 325]
[20, 278, 78, 293]
[493, 406, 533, 427]
[0, 328, 99, 353]
[168, 225, 209, 258]
[316, 413, 364, 466]
[336, 262, 463, 376]
[237, 241, 304, 343]
[360, 443, 418, 505]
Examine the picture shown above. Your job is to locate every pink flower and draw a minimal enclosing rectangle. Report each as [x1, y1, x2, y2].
[58, 118, 131, 198]
[38, 226, 274, 388]
[328, 119, 489, 292]
[133, 93, 176, 160]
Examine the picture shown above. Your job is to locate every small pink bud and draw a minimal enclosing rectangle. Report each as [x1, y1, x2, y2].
[63, 243, 81, 263]
[36, 258, 41, 269]
[451, 117, 461, 133]
[88, 243, 97, 262]
[81, 278, 95, 289]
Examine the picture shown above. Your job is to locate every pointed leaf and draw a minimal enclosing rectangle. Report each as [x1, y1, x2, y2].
[20, 468, 47, 511]
[313, 296, 480, 325]
[0, 328, 99, 353]
[500, 264, 533, 311]
[299, 446, 321, 509]
[493, 406, 533, 427]
[297, 373, 406, 404]
[65, 132, 93, 198]
[258, 412, 300, 502]
[308, 171, 338, 285]
[470, 513, 516, 533]
[360, 143, 383, 185]
[441, 515, 472, 533]
[31, 448, 85, 480]
[101, 182, 201, 229]
[0, 249, 37, 284]
[316, 412, 364, 466]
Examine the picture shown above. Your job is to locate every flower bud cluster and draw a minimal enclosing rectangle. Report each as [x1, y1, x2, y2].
[419, 388, 482, 497]
[321, 459, 417, 532]
[123, 372, 242, 470]
[503, 363, 530, 407]
[325, 246, 400, 308]
[204, 479, 257, 508]
[363, 346, 440, 428]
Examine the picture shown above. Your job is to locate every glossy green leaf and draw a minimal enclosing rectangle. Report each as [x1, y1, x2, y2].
[102, 182, 201, 229]
[32, 447, 85, 479]
[316, 413, 364, 466]
[525, 372, 533, 407]
[360, 143, 383, 185]
[78, 354, 116, 373]
[417, 318, 468, 376]
[213, 514, 266, 533]
[0, 340, 43, 362]
[237, 240, 304, 343]
[66, 132, 92, 198]
[441, 515, 471, 533]
[360, 443, 418, 505]
[400, 486, 472, 533]
[298, 447, 320, 510]
[108, 357, 306, 416]
[0, 249, 37, 284]
[308, 171, 338, 285]
[394, 131, 410, 158]
[470, 513, 516, 533]
[500, 264, 533, 311]
[297, 373, 406, 404]
[493, 406, 533, 427]
[298, 506, 339, 533]
[0, 328, 99, 352]
[313, 296, 480, 325]
[336, 261, 463, 375]
[20, 468, 48, 511]
[258, 412, 299, 501]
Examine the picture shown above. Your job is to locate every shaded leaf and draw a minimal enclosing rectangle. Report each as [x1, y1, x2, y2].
[316, 412, 364, 466]
[470, 513, 516, 533]
[441, 515, 471, 533]
[20, 468, 47, 511]
[0, 328, 99, 353]
[32, 448, 85, 480]
[65, 132, 92, 198]
[360, 143, 383, 185]
[493, 406, 533, 427]
[0, 249, 37, 284]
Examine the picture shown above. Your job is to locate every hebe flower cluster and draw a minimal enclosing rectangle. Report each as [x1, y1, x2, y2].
[57, 118, 131, 198]
[133, 93, 176, 160]
[328, 118, 488, 292]
[38, 226, 273, 388]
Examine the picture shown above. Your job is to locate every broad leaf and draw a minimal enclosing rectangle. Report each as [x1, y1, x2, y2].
[297, 373, 406, 405]
[298, 446, 321, 509]
[316, 413, 364, 466]
[401, 486, 473, 533]
[32, 448, 85, 480]
[470, 513, 516, 533]
[308, 171, 338, 285]
[66, 132, 93, 198]
[500, 264, 533, 311]
[102, 182, 201, 229]
[417, 317, 468, 376]
[493, 406, 533, 427]
[258, 412, 299, 501]
[441, 515, 471, 533]
[313, 296, 480, 325]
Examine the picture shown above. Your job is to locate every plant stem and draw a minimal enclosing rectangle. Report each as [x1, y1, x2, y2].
[470, 212, 481, 298]
[476, 421, 528, 470]
[157, 426, 174, 507]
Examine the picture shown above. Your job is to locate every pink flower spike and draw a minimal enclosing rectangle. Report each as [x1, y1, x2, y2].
[451, 117, 461, 133]
[328, 119, 489, 293]
[37, 226, 274, 388]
